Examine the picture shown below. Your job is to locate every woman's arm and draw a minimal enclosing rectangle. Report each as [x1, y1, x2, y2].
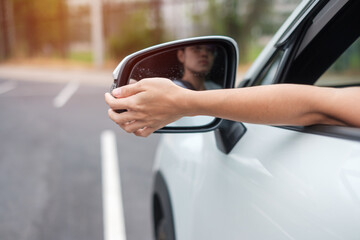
[105, 78, 360, 137]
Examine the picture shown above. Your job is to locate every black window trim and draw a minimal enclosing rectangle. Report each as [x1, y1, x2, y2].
[278, 125, 360, 142]
[251, 50, 285, 86]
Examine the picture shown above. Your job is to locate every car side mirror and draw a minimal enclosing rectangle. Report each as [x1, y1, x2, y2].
[111, 36, 238, 133]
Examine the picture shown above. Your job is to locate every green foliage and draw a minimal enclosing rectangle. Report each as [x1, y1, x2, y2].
[68, 51, 92, 63]
[329, 39, 360, 73]
[193, 0, 242, 39]
[247, 42, 264, 62]
[192, 0, 272, 63]
[108, 9, 159, 59]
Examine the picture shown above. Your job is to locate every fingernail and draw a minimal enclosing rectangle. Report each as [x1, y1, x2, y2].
[112, 88, 121, 97]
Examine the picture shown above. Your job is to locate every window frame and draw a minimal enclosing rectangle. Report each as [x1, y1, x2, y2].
[249, 0, 360, 142]
[281, 0, 360, 85]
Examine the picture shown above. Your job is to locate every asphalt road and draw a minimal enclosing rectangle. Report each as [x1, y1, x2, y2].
[0, 70, 160, 240]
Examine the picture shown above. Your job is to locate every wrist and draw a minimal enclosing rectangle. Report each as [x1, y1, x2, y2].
[173, 89, 197, 117]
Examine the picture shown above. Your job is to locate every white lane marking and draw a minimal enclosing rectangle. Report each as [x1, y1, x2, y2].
[53, 81, 79, 108]
[101, 130, 127, 240]
[0, 81, 16, 95]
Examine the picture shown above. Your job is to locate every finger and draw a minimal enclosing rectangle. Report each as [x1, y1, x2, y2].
[105, 92, 131, 110]
[112, 81, 143, 98]
[107, 108, 138, 125]
[121, 120, 149, 134]
[134, 126, 156, 137]
[129, 79, 138, 84]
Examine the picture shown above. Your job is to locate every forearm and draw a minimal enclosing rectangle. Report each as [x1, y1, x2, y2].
[106, 78, 359, 137]
[183, 84, 346, 126]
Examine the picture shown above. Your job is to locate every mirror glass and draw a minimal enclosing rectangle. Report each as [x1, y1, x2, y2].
[130, 43, 227, 127]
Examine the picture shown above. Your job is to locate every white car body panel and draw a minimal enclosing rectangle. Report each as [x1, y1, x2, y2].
[152, 0, 360, 239]
[154, 124, 360, 239]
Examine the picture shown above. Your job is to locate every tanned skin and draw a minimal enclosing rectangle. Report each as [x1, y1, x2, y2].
[105, 78, 360, 137]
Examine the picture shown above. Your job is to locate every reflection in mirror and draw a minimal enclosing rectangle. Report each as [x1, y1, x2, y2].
[130, 44, 227, 127]
[130, 44, 227, 91]
[167, 116, 215, 128]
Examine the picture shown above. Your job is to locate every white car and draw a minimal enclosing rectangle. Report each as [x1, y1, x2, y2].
[112, 0, 360, 239]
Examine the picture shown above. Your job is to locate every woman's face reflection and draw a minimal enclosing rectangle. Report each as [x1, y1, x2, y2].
[177, 45, 215, 77]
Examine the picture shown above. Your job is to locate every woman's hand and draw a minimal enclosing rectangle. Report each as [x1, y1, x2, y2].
[105, 78, 190, 137]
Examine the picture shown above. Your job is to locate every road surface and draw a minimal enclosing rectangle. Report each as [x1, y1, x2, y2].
[0, 65, 160, 240]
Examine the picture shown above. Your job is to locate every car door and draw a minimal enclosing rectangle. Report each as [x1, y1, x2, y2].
[189, 0, 360, 239]
[192, 125, 360, 239]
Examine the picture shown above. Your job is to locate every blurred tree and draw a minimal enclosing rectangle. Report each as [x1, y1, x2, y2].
[151, 0, 163, 44]
[11, 0, 69, 57]
[0, 0, 15, 60]
[68, 5, 90, 44]
[107, 4, 164, 60]
[193, 0, 272, 62]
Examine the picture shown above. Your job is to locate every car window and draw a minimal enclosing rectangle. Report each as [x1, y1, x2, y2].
[253, 50, 285, 86]
[315, 37, 360, 87]
[284, 0, 359, 86]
